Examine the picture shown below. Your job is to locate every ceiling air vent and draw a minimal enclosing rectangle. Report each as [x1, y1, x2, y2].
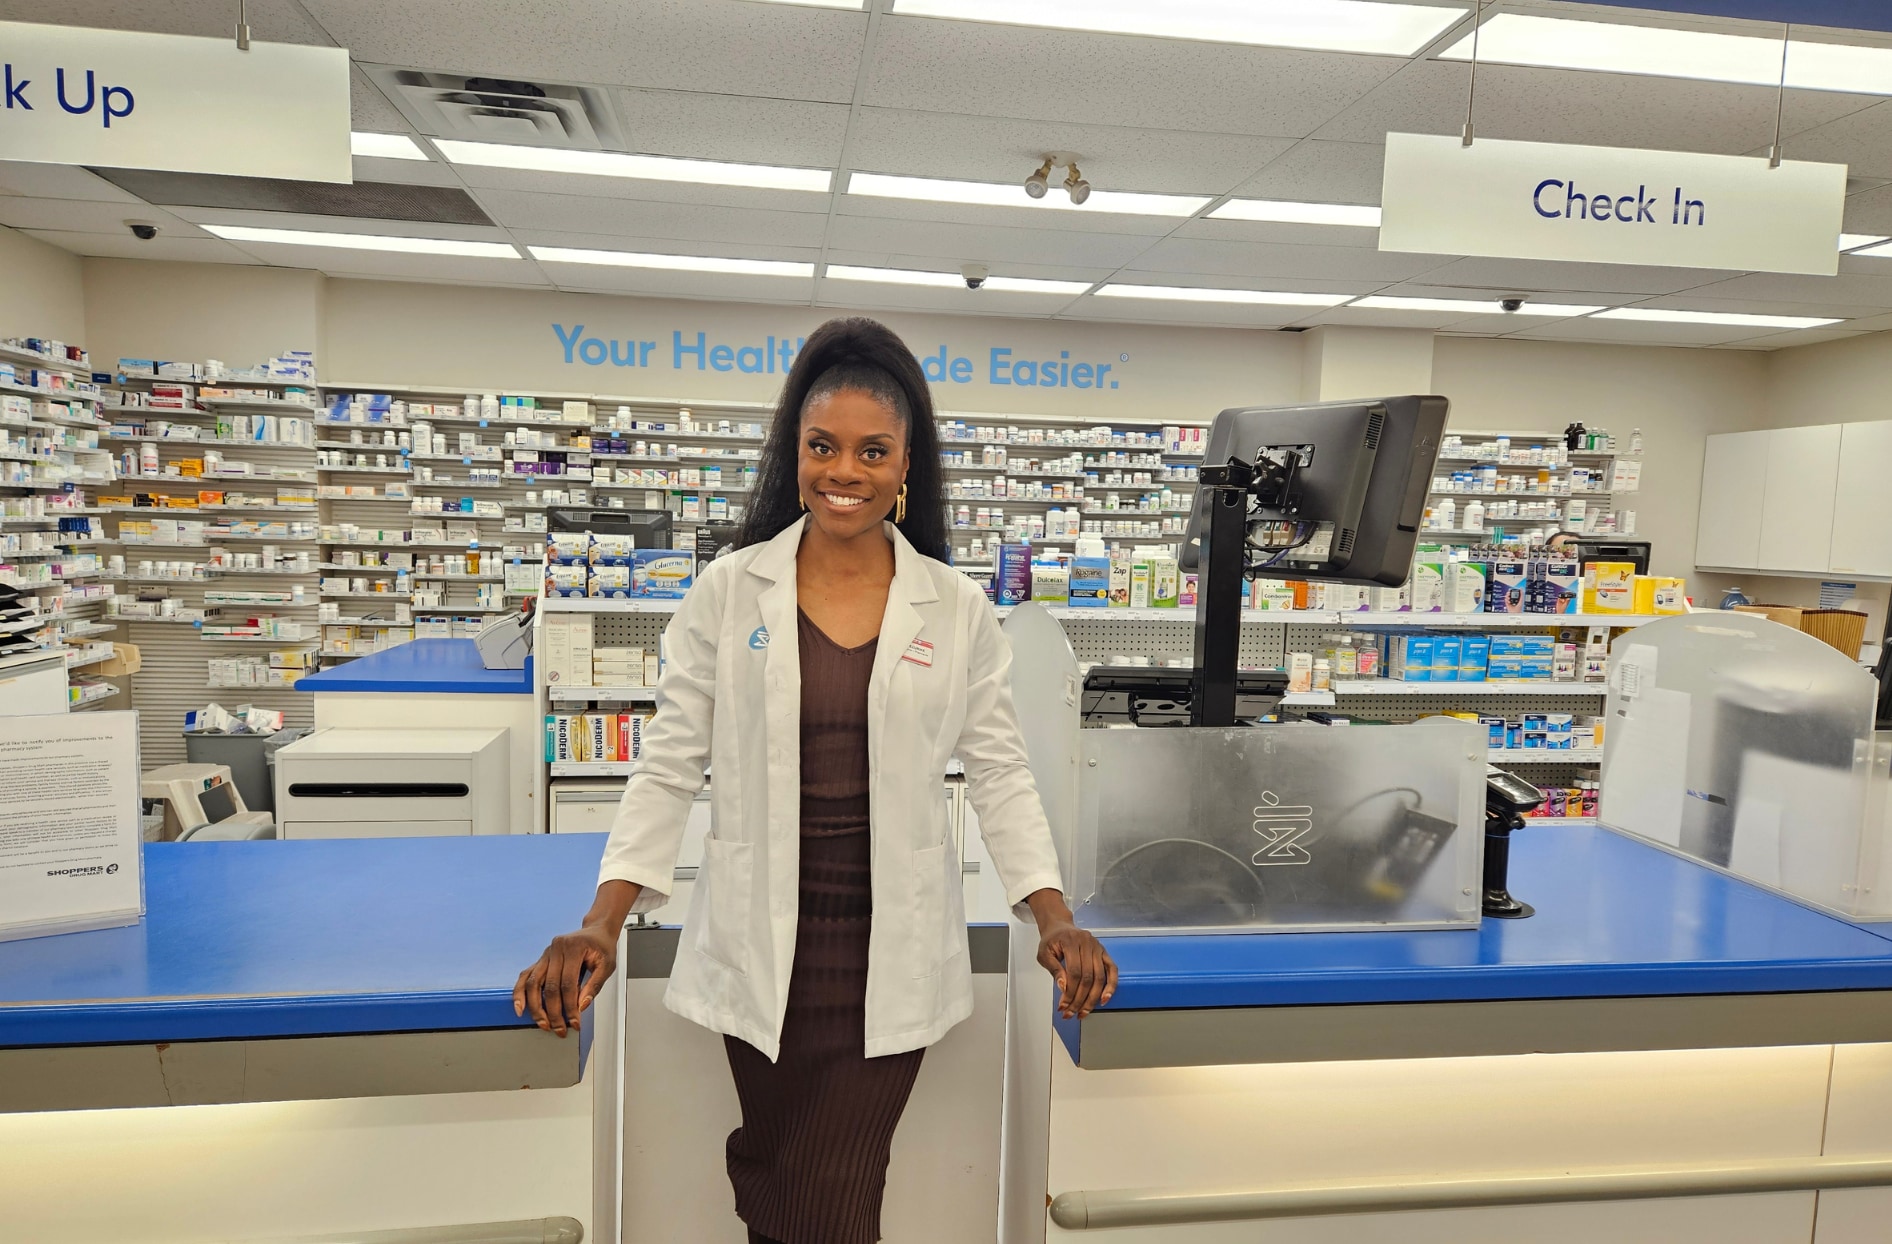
[362, 65, 625, 150]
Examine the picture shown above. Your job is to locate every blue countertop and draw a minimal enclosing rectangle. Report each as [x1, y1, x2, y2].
[1093, 825, 1892, 1012]
[0, 834, 606, 1048]
[294, 638, 532, 695]
[9, 825, 1892, 1053]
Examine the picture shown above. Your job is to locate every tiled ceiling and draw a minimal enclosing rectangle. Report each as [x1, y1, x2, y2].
[4, 0, 1892, 348]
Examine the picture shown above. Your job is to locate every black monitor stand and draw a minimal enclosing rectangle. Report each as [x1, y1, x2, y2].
[1191, 456, 1256, 728]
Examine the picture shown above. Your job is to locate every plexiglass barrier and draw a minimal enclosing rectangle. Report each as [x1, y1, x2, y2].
[1068, 721, 1485, 934]
[1600, 613, 1892, 919]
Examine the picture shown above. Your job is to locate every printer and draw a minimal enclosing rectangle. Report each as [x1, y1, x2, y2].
[273, 727, 510, 838]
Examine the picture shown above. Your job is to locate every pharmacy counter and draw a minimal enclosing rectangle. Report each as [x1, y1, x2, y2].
[0, 834, 606, 1112]
[295, 638, 541, 830]
[1007, 826, 1892, 1241]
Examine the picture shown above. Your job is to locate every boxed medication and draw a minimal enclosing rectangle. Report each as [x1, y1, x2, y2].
[1068, 556, 1108, 607]
[1150, 557, 1179, 608]
[1545, 556, 1581, 613]
[1030, 561, 1069, 604]
[1431, 635, 1461, 682]
[1486, 556, 1526, 613]
[1387, 633, 1436, 682]
[588, 564, 632, 598]
[631, 549, 694, 599]
[996, 544, 1031, 606]
[1586, 562, 1638, 613]
[1408, 550, 1445, 612]
[1107, 559, 1131, 607]
[1459, 634, 1490, 681]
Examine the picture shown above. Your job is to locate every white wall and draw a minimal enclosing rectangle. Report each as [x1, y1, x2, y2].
[1431, 336, 1773, 582]
[80, 258, 323, 370]
[320, 279, 1307, 419]
[0, 223, 85, 342]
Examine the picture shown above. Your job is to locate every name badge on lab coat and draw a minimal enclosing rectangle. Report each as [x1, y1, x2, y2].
[902, 639, 934, 667]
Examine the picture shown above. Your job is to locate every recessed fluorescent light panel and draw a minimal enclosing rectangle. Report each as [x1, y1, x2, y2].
[847, 172, 1208, 217]
[824, 265, 1089, 294]
[1848, 238, 1892, 257]
[350, 132, 429, 161]
[1593, 308, 1841, 329]
[1349, 296, 1603, 316]
[203, 225, 518, 258]
[1440, 14, 1892, 96]
[1210, 200, 1382, 227]
[438, 141, 833, 193]
[1840, 234, 1889, 252]
[529, 246, 814, 277]
[1094, 284, 1349, 306]
[890, 0, 1467, 55]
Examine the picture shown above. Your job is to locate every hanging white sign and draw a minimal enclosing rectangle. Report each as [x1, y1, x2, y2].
[1379, 132, 1846, 276]
[0, 20, 351, 183]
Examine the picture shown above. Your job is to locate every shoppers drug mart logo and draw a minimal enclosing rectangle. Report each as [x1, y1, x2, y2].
[552, 324, 1127, 392]
[1251, 791, 1316, 867]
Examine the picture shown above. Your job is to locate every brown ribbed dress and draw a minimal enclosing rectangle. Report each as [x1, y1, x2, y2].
[722, 609, 926, 1244]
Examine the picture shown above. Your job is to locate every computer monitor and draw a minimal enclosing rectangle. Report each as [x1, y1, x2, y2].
[1180, 396, 1449, 587]
[546, 506, 672, 547]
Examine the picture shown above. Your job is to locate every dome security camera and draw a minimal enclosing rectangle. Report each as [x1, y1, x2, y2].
[125, 221, 159, 241]
[1500, 297, 1525, 313]
[1024, 158, 1053, 200]
[1063, 163, 1091, 205]
[962, 263, 989, 291]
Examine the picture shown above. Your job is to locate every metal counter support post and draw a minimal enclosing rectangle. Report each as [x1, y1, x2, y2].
[1191, 461, 1249, 729]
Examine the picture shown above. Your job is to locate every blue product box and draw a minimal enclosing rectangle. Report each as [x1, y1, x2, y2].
[1068, 556, 1109, 607]
[1487, 655, 1524, 680]
[996, 543, 1032, 606]
[1392, 633, 1436, 682]
[1459, 634, 1490, 681]
[1516, 656, 1555, 679]
[631, 548, 695, 599]
[1432, 635, 1461, 682]
[1480, 715, 1507, 747]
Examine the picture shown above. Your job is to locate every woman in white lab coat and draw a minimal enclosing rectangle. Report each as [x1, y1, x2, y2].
[515, 316, 1116, 1244]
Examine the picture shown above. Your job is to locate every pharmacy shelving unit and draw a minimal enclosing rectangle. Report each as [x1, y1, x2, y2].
[1417, 429, 1642, 546]
[0, 338, 123, 711]
[94, 365, 322, 765]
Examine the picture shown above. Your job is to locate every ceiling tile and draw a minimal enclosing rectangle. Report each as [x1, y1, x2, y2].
[0, 198, 198, 237]
[1397, 255, 1730, 297]
[1313, 59, 1876, 152]
[0, 162, 144, 204]
[304, 0, 867, 103]
[846, 108, 1294, 193]
[0, 0, 333, 44]
[614, 90, 849, 167]
[1125, 237, 1448, 284]
[823, 214, 1153, 268]
[1839, 183, 1892, 235]
[864, 15, 1402, 136]
[1685, 264, 1892, 307]
[350, 156, 465, 188]
[313, 264, 553, 288]
[1060, 299, 1320, 331]
[1626, 288, 1890, 321]
[210, 248, 536, 282]
[19, 229, 261, 264]
[831, 194, 1181, 237]
[1172, 217, 1381, 250]
[539, 264, 816, 305]
[1505, 317, 1763, 347]
[484, 191, 830, 248]
[1769, 100, 1892, 181]
[1716, 326, 1873, 350]
[821, 249, 1105, 285]
[811, 282, 1081, 318]
[1225, 139, 1388, 206]
[1294, 305, 1515, 331]
[349, 65, 411, 133]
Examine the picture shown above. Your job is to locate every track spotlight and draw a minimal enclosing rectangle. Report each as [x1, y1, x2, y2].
[1024, 157, 1053, 199]
[1063, 162, 1091, 205]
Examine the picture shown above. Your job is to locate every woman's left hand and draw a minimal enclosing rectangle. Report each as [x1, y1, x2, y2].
[1036, 921, 1117, 1019]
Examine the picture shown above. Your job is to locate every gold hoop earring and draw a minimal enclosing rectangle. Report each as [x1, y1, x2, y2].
[798, 493, 807, 512]
[895, 484, 907, 524]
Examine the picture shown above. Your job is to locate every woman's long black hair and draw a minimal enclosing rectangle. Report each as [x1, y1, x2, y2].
[737, 316, 949, 562]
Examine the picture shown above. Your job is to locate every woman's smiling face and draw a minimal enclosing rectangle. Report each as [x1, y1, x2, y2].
[797, 388, 909, 541]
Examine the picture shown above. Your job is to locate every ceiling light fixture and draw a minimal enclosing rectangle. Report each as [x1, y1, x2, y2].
[825, 264, 1089, 294]
[1063, 162, 1092, 205]
[1024, 158, 1053, 200]
[1348, 296, 1604, 315]
[1093, 284, 1349, 306]
[1210, 199, 1382, 227]
[203, 224, 518, 258]
[437, 140, 833, 192]
[847, 172, 1209, 217]
[528, 246, 814, 277]
[742, 0, 867, 8]
[889, 0, 1468, 56]
[350, 132, 429, 161]
[1592, 307, 1841, 329]
[1439, 14, 1892, 96]
[1845, 236, 1892, 255]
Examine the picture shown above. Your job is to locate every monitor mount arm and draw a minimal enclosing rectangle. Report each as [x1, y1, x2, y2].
[1191, 448, 1313, 728]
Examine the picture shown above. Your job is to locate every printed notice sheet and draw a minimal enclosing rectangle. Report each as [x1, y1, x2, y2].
[0, 710, 143, 942]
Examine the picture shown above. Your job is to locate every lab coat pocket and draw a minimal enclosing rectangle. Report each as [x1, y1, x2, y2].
[911, 843, 962, 977]
[698, 837, 754, 976]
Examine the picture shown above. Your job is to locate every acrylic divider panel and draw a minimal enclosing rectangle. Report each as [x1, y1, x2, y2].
[1071, 717, 1485, 935]
[1002, 602, 1083, 886]
[1601, 612, 1891, 919]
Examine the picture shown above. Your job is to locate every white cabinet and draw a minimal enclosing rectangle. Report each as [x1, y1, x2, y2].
[1757, 424, 1842, 572]
[1830, 421, 1892, 578]
[1695, 430, 1771, 571]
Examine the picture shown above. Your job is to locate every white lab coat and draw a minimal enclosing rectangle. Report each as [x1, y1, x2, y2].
[598, 516, 1066, 1060]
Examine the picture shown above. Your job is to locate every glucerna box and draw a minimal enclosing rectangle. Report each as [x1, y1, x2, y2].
[630, 549, 694, 599]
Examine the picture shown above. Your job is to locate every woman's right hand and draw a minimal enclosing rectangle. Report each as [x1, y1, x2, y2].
[514, 924, 618, 1037]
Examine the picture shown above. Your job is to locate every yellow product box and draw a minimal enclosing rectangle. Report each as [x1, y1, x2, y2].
[179, 459, 204, 478]
[1631, 575, 1689, 615]
[1583, 561, 1638, 613]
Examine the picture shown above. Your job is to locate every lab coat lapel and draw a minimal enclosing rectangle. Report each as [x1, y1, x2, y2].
[871, 523, 939, 707]
[748, 516, 804, 688]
